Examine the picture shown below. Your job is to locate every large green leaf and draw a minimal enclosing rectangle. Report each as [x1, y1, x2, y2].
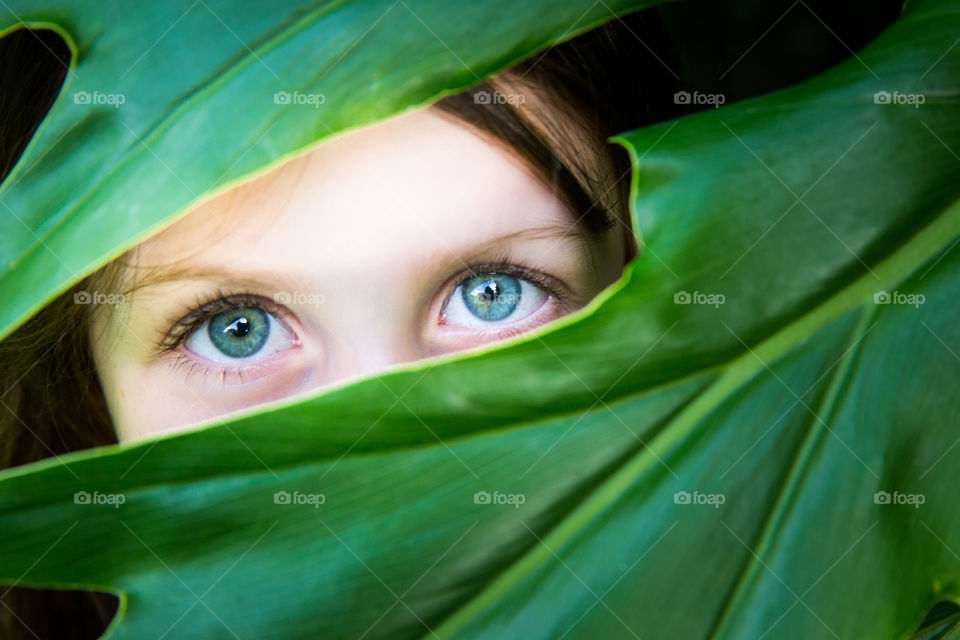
[1, 0, 959, 638]
[0, 0, 666, 340]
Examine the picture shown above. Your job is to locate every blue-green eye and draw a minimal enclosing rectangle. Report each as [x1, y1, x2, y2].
[184, 306, 294, 362]
[444, 272, 548, 327]
[206, 307, 270, 358]
[460, 273, 522, 321]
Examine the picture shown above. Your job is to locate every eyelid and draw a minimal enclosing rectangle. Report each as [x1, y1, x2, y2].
[158, 292, 293, 353]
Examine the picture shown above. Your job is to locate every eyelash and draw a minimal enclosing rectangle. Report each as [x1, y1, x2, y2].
[157, 257, 573, 354]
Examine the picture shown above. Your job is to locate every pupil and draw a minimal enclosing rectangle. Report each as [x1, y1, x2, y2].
[224, 317, 250, 337]
[478, 281, 499, 305]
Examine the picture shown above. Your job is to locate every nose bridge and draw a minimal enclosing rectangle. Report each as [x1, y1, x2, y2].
[316, 289, 424, 386]
[323, 334, 419, 386]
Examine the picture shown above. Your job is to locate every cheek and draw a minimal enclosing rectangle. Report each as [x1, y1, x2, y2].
[106, 379, 206, 442]
[101, 355, 319, 441]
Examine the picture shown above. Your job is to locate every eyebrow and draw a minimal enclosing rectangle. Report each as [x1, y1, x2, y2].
[121, 222, 601, 295]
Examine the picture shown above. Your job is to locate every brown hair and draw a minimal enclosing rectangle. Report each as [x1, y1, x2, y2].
[0, 13, 671, 638]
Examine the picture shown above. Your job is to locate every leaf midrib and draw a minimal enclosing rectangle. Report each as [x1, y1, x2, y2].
[424, 196, 960, 639]
[704, 304, 879, 640]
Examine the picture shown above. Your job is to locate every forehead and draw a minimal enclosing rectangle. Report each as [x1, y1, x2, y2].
[131, 108, 579, 278]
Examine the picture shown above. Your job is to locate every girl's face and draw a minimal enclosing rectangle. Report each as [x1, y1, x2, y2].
[91, 108, 627, 442]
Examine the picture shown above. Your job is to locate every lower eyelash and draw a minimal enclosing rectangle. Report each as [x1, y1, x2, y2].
[169, 351, 257, 385]
[170, 352, 221, 384]
[474, 325, 527, 340]
[445, 298, 567, 337]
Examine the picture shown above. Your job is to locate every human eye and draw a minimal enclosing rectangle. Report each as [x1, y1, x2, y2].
[438, 261, 578, 338]
[161, 293, 299, 371]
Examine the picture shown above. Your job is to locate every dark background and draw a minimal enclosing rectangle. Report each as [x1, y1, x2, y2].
[0, 0, 906, 181]
[635, 0, 903, 117]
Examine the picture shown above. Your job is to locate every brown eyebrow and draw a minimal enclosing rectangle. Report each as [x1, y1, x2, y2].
[116, 222, 602, 296]
[467, 223, 598, 263]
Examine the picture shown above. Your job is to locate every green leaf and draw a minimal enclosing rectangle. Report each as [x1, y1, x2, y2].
[0, 0, 667, 340]
[1, 0, 959, 638]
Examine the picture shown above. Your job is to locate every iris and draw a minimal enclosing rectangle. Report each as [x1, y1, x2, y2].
[461, 273, 522, 321]
[206, 307, 270, 358]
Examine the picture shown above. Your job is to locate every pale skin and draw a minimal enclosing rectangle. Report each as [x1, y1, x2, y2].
[90, 107, 628, 442]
